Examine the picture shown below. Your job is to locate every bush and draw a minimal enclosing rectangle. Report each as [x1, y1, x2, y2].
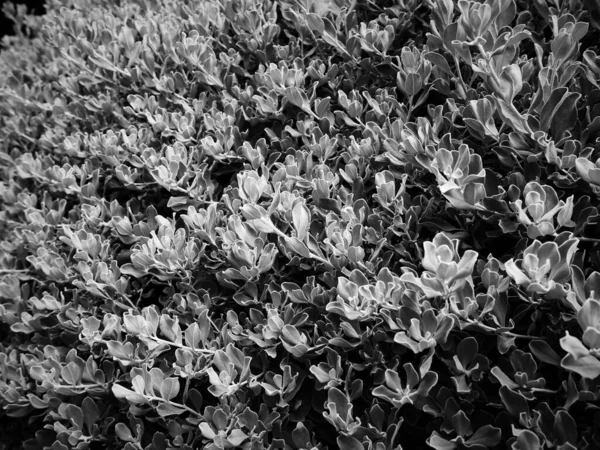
[2, 0, 600, 449]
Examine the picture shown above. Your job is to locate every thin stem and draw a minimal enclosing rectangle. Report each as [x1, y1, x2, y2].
[148, 336, 217, 354]
[530, 387, 558, 394]
[145, 394, 202, 417]
[406, 96, 414, 122]
[503, 332, 537, 340]
[577, 237, 600, 243]
[52, 383, 106, 390]
[470, 321, 537, 339]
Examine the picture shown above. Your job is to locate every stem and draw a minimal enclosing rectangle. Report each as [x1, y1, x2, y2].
[453, 55, 469, 96]
[406, 96, 414, 122]
[146, 394, 202, 417]
[469, 321, 537, 339]
[530, 388, 558, 394]
[503, 332, 537, 340]
[53, 383, 106, 390]
[97, 336, 216, 357]
[577, 237, 600, 243]
[144, 336, 217, 355]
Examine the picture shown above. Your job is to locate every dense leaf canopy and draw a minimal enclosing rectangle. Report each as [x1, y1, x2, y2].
[2, 0, 600, 449]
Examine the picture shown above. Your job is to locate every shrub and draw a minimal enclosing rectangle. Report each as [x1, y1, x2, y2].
[1, 0, 600, 449]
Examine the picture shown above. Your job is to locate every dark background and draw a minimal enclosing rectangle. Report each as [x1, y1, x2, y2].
[0, 0, 46, 39]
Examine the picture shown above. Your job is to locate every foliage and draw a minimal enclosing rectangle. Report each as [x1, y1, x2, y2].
[2, 0, 600, 449]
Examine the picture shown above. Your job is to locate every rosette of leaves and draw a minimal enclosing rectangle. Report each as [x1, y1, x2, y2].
[504, 232, 578, 300]
[429, 145, 487, 211]
[560, 298, 600, 379]
[401, 232, 479, 298]
[501, 181, 575, 238]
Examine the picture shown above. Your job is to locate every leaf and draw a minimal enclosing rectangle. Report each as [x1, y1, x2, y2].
[576, 157, 600, 186]
[65, 404, 84, 430]
[160, 315, 182, 345]
[452, 410, 472, 437]
[237, 407, 258, 431]
[539, 88, 581, 140]
[123, 313, 146, 336]
[321, 16, 351, 56]
[560, 352, 600, 379]
[405, 73, 423, 96]
[285, 87, 310, 112]
[465, 425, 501, 447]
[199, 422, 217, 439]
[132, 375, 146, 395]
[498, 64, 523, 103]
[112, 384, 149, 405]
[185, 322, 202, 350]
[119, 263, 147, 278]
[495, 97, 530, 134]
[292, 423, 312, 448]
[287, 237, 311, 258]
[156, 402, 187, 417]
[456, 337, 478, 369]
[336, 435, 364, 450]
[292, 203, 310, 241]
[61, 362, 82, 385]
[529, 340, 561, 366]
[115, 423, 135, 442]
[81, 397, 99, 433]
[427, 431, 456, 450]
[499, 385, 530, 418]
[425, 52, 454, 77]
[514, 429, 541, 450]
[579, 298, 600, 329]
[554, 410, 577, 445]
[227, 429, 248, 446]
[306, 13, 324, 35]
[160, 378, 180, 401]
[560, 333, 590, 358]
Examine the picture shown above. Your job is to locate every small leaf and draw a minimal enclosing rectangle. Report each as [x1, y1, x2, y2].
[292, 423, 312, 448]
[81, 397, 99, 434]
[425, 52, 454, 77]
[456, 337, 478, 369]
[185, 322, 202, 350]
[156, 402, 187, 417]
[499, 385, 530, 418]
[427, 431, 456, 450]
[61, 362, 82, 385]
[336, 435, 364, 450]
[227, 429, 248, 446]
[199, 422, 216, 439]
[560, 352, 600, 379]
[452, 410, 472, 437]
[465, 425, 501, 447]
[529, 340, 561, 366]
[306, 13, 324, 35]
[292, 203, 310, 241]
[285, 87, 310, 112]
[287, 237, 311, 258]
[112, 384, 149, 405]
[65, 404, 84, 430]
[160, 315, 182, 345]
[514, 429, 540, 450]
[115, 423, 135, 442]
[160, 378, 180, 401]
[554, 410, 577, 445]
